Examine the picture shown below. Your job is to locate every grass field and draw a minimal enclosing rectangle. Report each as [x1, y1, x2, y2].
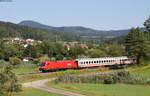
[47, 82, 150, 96]
[126, 64, 150, 77]
[17, 72, 55, 83]
[12, 87, 66, 96]
[12, 66, 39, 74]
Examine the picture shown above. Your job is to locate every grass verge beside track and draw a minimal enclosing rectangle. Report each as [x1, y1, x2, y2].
[126, 64, 150, 77]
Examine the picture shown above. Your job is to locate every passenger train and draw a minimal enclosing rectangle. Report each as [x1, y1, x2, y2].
[39, 56, 136, 72]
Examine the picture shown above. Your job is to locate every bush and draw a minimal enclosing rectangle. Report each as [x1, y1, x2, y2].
[54, 70, 131, 84]
[54, 70, 150, 85]
[0, 65, 22, 95]
[9, 57, 21, 66]
[38, 54, 50, 63]
[0, 60, 8, 67]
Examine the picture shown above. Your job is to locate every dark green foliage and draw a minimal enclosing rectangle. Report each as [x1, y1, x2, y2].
[9, 57, 21, 66]
[0, 42, 22, 60]
[99, 44, 125, 57]
[144, 16, 150, 30]
[0, 39, 126, 61]
[143, 17, 150, 60]
[69, 46, 86, 59]
[125, 16, 150, 64]
[125, 28, 145, 64]
[38, 40, 57, 57]
[23, 45, 40, 58]
[88, 49, 107, 58]
[0, 65, 22, 96]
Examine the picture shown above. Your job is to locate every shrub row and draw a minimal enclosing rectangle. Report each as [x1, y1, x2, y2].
[54, 70, 150, 85]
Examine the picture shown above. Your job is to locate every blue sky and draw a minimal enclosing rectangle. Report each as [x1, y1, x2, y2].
[0, 0, 149, 30]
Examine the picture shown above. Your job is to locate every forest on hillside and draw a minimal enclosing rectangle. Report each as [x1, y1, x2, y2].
[0, 21, 80, 41]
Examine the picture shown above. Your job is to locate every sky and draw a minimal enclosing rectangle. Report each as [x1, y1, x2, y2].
[0, 0, 150, 30]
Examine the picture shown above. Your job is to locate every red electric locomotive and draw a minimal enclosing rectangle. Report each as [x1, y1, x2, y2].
[39, 56, 135, 72]
[39, 60, 78, 72]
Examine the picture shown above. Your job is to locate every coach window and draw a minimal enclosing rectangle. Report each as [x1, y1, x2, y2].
[89, 61, 91, 64]
[94, 61, 96, 63]
[86, 61, 88, 64]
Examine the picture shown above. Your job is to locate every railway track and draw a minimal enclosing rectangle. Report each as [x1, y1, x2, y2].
[17, 72, 42, 75]
[17, 67, 110, 76]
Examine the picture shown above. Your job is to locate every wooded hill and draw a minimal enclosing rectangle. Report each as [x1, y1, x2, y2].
[19, 20, 131, 43]
[0, 21, 80, 41]
[19, 20, 130, 37]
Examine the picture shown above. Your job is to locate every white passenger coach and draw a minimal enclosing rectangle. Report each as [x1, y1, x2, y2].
[76, 56, 134, 67]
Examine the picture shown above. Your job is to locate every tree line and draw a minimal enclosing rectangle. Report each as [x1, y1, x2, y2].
[0, 40, 125, 63]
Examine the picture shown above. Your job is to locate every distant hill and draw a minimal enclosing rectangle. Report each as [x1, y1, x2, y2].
[19, 20, 55, 30]
[0, 21, 80, 41]
[19, 20, 130, 37]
